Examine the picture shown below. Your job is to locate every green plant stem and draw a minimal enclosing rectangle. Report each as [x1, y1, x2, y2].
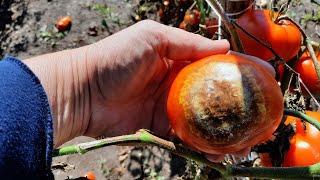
[52, 129, 227, 172]
[196, 0, 206, 25]
[284, 109, 320, 131]
[53, 110, 320, 179]
[228, 163, 320, 179]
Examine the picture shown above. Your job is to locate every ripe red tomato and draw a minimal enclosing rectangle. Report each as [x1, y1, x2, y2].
[282, 133, 320, 167]
[294, 52, 320, 96]
[55, 16, 72, 31]
[283, 111, 320, 166]
[285, 111, 320, 149]
[167, 54, 283, 154]
[236, 9, 301, 61]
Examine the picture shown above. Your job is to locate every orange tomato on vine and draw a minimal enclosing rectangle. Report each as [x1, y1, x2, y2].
[295, 52, 320, 96]
[283, 111, 320, 166]
[236, 9, 302, 61]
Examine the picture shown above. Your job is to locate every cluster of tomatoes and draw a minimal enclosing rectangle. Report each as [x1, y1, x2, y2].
[235, 9, 320, 167]
[236, 9, 320, 167]
[178, 8, 218, 38]
[158, 0, 218, 38]
[167, 2, 320, 168]
[178, 6, 320, 97]
[235, 9, 320, 98]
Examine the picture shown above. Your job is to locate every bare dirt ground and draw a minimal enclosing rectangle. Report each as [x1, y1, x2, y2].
[0, 0, 319, 179]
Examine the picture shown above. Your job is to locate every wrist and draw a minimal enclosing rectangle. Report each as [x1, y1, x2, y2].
[24, 46, 92, 147]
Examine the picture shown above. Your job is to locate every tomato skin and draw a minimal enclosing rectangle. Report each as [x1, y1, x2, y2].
[84, 171, 96, 180]
[285, 111, 320, 150]
[237, 9, 301, 61]
[282, 134, 320, 167]
[283, 111, 320, 166]
[167, 54, 283, 154]
[294, 52, 320, 96]
[55, 16, 72, 31]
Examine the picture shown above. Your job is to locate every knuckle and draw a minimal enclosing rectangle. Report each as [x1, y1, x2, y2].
[136, 19, 159, 29]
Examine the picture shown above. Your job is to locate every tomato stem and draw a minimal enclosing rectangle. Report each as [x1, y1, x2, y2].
[196, 0, 206, 25]
[227, 163, 320, 179]
[53, 110, 320, 179]
[52, 129, 227, 173]
[306, 38, 320, 80]
[284, 109, 320, 133]
[204, 0, 244, 52]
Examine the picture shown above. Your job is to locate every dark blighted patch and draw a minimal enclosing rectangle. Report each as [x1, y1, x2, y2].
[184, 65, 266, 146]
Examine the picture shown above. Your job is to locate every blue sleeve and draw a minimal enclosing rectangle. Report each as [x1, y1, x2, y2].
[0, 56, 54, 179]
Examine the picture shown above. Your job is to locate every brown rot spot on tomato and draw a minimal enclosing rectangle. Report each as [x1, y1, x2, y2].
[167, 54, 283, 154]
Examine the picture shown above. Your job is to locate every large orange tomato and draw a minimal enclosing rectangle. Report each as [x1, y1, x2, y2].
[236, 9, 301, 61]
[167, 54, 283, 154]
[294, 52, 320, 96]
[283, 111, 320, 166]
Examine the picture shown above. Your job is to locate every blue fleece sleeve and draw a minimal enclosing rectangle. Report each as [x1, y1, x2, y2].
[0, 56, 54, 179]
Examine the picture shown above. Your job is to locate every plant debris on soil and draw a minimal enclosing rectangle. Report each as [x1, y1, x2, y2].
[1, 0, 320, 179]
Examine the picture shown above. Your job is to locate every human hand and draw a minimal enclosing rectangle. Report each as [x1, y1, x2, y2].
[25, 20, 229, 147]
[25, 20, 274, 161]
[83, 20, 230, 138]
